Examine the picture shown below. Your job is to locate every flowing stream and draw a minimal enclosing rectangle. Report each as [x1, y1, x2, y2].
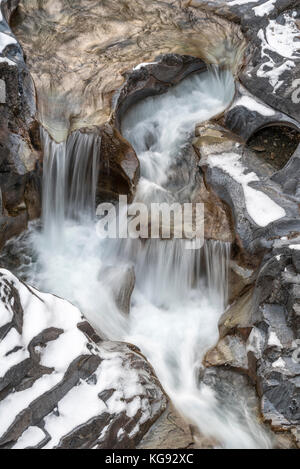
[1, 69, 272, 448]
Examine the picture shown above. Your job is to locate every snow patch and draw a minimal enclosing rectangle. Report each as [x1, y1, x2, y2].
[0, 302, 13, 329]
[0, 373, 62, 437]
[43, 346, 151, 449]
[0, 270, 163, 448]
[39, 328, 89, 372]
[264, 14, 300, 60]
[207, 152, 286, 227]
[235, 95, 275, 116]
[257, 56, 295, 93]
[289, 244, 300, 251]
[0, 56, 16, 66]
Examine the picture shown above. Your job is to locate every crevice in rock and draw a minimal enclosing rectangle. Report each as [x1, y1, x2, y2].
[247, 125, 300, 172]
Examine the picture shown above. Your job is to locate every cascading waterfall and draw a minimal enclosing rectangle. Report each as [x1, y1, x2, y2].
[41, 128, 101, 236]
[0, 68, 272, 448]
[205, 240, 230, 311]
[117, 69, 271, 448]
[30, 128, 128, 339]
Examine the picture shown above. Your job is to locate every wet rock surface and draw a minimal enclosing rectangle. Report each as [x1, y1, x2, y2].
[224, 82, 300, 143]
[100, 264, 136, 316]
[98, 125, 140, 204]
[0, 269, 167, 449]
[190, 0, 300, 120]
[0, 0, 41, 249]
[247, 126, 300, 171]
[113, 55, 207, 131]
[196, 115, 300, 444]
[138, 403, 196, 450]
[78, 125, 140, 204]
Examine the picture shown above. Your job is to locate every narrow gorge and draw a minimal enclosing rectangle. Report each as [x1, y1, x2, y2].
[0, 0, 299, 450]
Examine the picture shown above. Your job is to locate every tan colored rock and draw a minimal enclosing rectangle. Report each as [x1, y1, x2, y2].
[138, 403, 217, 449]
[13, 0, 246, 139]
[218, 287, 254, 339]
[99, 124, 140, 203]
[24, 172, 42, 221]
[291, 427, 300, 449]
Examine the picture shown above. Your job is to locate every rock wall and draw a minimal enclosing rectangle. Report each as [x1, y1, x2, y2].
[0, 269, 167, 449]
[0, 0, 41, 250]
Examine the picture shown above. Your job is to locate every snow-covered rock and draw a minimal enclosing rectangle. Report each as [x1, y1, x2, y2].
[195, 122, 300, 254]
[0, 269, 166, 449]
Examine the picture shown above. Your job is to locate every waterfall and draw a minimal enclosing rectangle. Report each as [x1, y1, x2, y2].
[1, 67, 272, 448]
[205, 240, 231, 310]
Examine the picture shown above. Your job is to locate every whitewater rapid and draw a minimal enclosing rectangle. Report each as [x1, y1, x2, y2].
[0, 68, 272, 448]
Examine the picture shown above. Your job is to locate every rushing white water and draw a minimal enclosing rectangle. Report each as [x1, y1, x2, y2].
[0, 68, 272, 448]
[41, 129, 101, 236]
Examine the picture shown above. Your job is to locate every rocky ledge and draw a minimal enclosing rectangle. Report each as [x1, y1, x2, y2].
[0, 269, 167, 449]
